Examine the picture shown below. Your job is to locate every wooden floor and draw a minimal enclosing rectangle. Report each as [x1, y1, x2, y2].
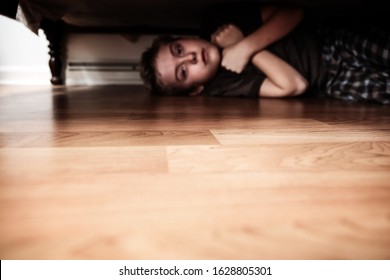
[0, 85, 389, 260]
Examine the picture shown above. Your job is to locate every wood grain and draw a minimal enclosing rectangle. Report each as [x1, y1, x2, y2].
[0, 85, 389, 259]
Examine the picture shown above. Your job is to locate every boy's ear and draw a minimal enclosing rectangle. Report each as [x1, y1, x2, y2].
[189, 85, 204, 96]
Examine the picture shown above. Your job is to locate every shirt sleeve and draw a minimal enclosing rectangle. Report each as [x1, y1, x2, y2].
[203, 66, 266, 98]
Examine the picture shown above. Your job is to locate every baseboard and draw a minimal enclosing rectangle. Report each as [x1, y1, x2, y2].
[0, 63, 143, 86]
[66, 61, 142, 85]
[0, 66, 51, 85]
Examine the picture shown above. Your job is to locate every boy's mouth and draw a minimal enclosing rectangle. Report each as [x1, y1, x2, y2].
[201, 49, 207, 65]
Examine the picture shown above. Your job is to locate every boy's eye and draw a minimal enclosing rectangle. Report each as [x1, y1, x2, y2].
[174, 43, 183, 56]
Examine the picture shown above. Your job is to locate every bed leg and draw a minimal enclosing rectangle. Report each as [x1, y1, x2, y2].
[41, 19, 65, 85]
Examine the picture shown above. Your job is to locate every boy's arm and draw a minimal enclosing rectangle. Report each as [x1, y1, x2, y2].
[222, 4, 303, 73]
[251, 50, 308, 98]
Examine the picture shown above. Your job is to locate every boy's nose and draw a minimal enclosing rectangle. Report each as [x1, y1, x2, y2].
[182, 52, 197, 64]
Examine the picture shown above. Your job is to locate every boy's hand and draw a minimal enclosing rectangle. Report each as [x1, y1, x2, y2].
[210, 24, 249, 74]
[211, 24, 244, 48]
[221, 41, 251, 74]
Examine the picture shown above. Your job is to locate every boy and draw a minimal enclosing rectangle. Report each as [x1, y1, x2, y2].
[140, 3, 308, 97]
[140, 2, 390, 104]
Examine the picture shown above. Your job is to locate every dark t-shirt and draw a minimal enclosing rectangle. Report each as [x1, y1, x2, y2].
[200, 2, 325, 98]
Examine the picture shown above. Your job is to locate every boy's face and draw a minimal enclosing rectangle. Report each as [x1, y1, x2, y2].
[155, 38, 221, 93]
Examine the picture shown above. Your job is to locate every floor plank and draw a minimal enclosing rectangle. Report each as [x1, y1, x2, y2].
[0, 85, 389, 259]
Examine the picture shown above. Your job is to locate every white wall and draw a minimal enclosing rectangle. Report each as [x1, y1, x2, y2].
[0, 15, 51, 85]
[0, 14, 156, 86]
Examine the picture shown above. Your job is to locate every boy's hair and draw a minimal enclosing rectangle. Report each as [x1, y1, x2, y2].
[139, 35, 197, 96]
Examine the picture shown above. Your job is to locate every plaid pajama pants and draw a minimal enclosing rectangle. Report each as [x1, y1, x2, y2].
[320, 25, 390, 104]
